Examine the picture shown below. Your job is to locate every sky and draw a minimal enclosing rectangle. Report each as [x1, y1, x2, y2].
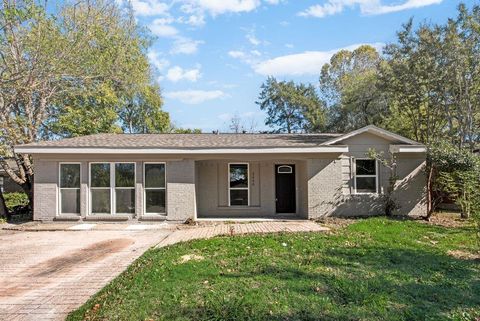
[121, 0, 474, 132]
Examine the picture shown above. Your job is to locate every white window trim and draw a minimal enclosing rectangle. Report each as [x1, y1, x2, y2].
[277, 165, 293, 174]
[228, 162, 250, 207]
[143, 162, 167, 215]
[58, 162, 81, 216]
[353, 158, 379, 195]
[89, 162, 136, 215]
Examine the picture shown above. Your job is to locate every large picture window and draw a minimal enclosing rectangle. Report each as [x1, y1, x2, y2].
[354, 159, 378, 194]
[144, 163, 166, 214]
[90, 163, 135, 214]
[229, 163, 249, 206]
[59, 163, 80, 214]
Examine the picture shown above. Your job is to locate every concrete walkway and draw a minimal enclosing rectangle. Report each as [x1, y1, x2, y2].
[0, 221, 327, 321]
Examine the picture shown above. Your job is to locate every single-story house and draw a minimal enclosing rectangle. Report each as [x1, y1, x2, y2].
[14, 125, 427, 222]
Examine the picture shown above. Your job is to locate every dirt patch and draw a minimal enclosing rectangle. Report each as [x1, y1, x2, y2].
[179, 254, 204, 264]
[0, 238, 133, 298]
[419, 212, 472, 228]
[447, 250, 480, 261]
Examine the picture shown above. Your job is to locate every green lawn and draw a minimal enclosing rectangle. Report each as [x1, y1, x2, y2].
[67, 218, 480, 321]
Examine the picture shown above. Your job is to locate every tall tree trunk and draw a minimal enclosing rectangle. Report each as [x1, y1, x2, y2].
[0, 190, 9, 221]
[425, 165, 434, 220]
[21, 180, 34, 215]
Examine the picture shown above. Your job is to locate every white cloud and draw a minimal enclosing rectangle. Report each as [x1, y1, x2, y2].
[178, 4, 207, 26]
[184, 0, 261, 15]
[166, 65, 202, 82]
[149, 18, 179, 37]
[253, 43, 384, 76]
[128, 0, 169, 16]
[165, 90, 226, 104]
[299, 0, 443, 18]
[177, 0, 280, 17]
[147, 51, 170, 71]
[246, 33, 261, 46]
[171, 37, 204, 54]
[228, 50, 262, 66]
[228, 50, 247, 59]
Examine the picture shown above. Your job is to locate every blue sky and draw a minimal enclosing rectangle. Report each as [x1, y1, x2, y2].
[125, 0, 472, 132]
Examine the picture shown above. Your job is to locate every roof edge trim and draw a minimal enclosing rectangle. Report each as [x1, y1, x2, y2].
[322, 125, 421, 146]
[14, 146, 349, 155]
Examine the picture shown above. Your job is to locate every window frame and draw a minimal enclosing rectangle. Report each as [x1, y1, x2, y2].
[143, 162, 167, 215]
[228, 162, 250, 207]
[353, 158, 379, 195]
[88, 162, 136, 215]
[58, 162, 81, 215]
[277, 165, 293, 174]
[114, 162, 136, 215]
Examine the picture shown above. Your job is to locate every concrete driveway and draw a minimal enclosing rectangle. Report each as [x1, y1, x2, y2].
[0, 226, 172, 321]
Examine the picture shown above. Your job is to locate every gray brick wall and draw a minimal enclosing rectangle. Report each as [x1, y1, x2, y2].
[33, 158, 58, 221]
[166, 160, 196, 221]
[306, 132, 426, 218]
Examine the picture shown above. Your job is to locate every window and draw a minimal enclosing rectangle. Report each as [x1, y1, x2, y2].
[90, 163, 111, 214]
[90, 163, 135, 214]
[229, 163, 249, 206]
[277, 165, 293, 174]
[0, 176, 3, 193]
[59, 163, 80, 214]
[144, 163, 166, 214]
[354, 159, 378, 194]
[115, 163, 135, 214]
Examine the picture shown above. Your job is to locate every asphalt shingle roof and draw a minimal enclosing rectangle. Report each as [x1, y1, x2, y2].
[17, 133, 343, 149]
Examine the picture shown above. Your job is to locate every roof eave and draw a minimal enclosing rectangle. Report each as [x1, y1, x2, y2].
[14, 146, 349, 155]
[322, 125, 421, 146]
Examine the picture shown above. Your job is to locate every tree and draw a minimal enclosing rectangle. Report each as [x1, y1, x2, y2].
[381, 4, 480, 148]
[427, 141, 480, 219]
[256, 77, 326, 133]
[226, 112, 258, 133]
[367, 149, 399, 217]
[319, 45, 388, 132]
[0, 0, 163, 217]
[119, 84, 170, 134]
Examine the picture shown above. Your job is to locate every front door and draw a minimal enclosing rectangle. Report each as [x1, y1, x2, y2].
[275, 164, 296, 213]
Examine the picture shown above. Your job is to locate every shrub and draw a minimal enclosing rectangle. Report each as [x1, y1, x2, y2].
[3, 192, 29, 212]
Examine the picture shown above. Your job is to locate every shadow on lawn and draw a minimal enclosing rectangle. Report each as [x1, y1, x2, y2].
[184, 247, 480, 321]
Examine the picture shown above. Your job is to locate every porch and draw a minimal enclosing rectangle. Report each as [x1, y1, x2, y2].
[195, 159, 309, 220]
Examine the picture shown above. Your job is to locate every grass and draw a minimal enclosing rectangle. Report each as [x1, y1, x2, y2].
[67, 218, 480, 321]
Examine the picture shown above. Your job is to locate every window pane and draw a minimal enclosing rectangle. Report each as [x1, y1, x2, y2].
[230, 164, 248, 188]
[116, 189, 135, 214]
[60, 189, 80, 214]
[230, 189, 248, 206]
[60, 164, 80, 188]
[356, 177, 376, 193]
[145, 164, 165, 188]
[145, 190, 166, 213]
[91, 189, 111, 213]
[356, 159, 376, 176]
[91, 164, 110, 187]
[115, 163, 135, 187]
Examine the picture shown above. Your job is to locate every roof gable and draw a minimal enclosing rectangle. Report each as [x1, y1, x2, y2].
[322, 125, 422, 146]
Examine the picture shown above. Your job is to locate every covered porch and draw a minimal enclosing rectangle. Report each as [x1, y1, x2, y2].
[195, 158, 309, 220]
